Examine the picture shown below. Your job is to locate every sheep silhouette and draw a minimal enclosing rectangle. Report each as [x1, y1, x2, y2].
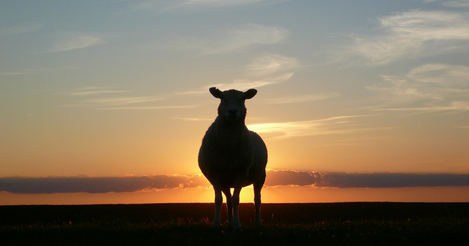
[198, 87, 268, 229]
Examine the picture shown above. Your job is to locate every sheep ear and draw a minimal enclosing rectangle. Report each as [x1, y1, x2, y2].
[209, 87, 222, 98]
[244, 89, 257, 99]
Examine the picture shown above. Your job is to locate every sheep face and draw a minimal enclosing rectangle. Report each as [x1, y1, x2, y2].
[209, 87, 257, 122]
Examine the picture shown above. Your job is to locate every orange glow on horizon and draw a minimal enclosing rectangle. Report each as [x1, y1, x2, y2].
[2, 186, 469, 206]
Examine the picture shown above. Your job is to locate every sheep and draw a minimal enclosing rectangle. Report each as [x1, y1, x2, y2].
[198, 87, 268, 229]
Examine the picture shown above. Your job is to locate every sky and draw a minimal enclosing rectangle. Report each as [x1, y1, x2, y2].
[1, 0, 469, 205]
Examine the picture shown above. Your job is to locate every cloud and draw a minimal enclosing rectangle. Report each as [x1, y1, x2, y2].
[265, 170, 319, 186]
[70, 87, 127, 96]
[133, 0, 288, 12]
[443, 0, 469, 7]
[0, 23, 43, 37]
[179, 54, 297, 95]
[368, 64, 469, 111]
[1, 66, 74, 76]
[335, 10, 469, 65]
[179, 73, 294, 95]
[220, 54, 297, 89]
[247, 115, 383, 139]
[74, 93, 163, 108]
[317, 172, 469, 188]
[84, 97, 162, 106]
[246, 54, 299, 76]
[422, 0, 469, 8]
[46, 32, 106, 53]
[96, 105, 197, 110]
[264, 93, 340, 104]
[178, 82, 269, 96]
[266, 170, 469, 188]
[63, 87, 195, 110]
[373, 102, 469, 112]
[232, 72, 294, 88]
[178, 0, 266, 7]
[2, 171, 469, 194]
[219, 24, 289, 53]
[154, 24, 289, 54]
[0, 175, 209, 194]
[172, 117, 213, 122]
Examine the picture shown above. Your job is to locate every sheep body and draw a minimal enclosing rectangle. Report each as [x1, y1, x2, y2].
[198, 87, 267, 229]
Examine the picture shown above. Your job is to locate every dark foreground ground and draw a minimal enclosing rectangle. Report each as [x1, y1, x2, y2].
[1, 202, 469, 246]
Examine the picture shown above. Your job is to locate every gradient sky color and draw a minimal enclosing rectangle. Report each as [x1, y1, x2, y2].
[1, 0, 469, 205]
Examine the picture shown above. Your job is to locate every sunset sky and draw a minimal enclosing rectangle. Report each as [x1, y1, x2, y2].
[1, 0, 469, 205]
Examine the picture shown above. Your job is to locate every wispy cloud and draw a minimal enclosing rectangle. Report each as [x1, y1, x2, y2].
[0, 23, 43, 37]
[70, 90, 127, 96]
[133, 0, 288, 12]
[2, 171, 469, 194]
[172, 117, 213, 122]
[248, 115, 383, 139]
[334, 10, 469, 65]
[218, 24, 289, 53]
[246, 54, 298, 76]
[373, 102, 469, 112]
[178, 73, 294, 95]
[63, 87, 194, 110]
[264, 93, 340, 104]
[1, 66, 74, 76]
[368, 64, 469, 112]
[46, 32, 106, 53]
[443, 0, 469, 7]
[179, 54, 297, 95]
[178, 0, 266, 7]
[422, 0, 469, 8]
[97, 105, 196, 110]
[231, 72, 294, 88]
[69, 87, 127, 96]
[84, 97, 161, 106]
[153, 24, 289, 54]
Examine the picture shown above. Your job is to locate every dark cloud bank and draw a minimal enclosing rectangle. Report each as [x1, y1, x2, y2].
[0, 175, 209, 194]
[1, 171, 469, 194]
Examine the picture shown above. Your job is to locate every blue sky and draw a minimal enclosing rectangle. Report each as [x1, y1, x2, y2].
[1, 0, 469, 203]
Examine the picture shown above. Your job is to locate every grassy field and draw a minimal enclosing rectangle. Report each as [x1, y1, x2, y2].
[1, 203, 469, 245]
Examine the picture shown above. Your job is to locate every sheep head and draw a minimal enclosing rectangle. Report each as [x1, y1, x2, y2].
[209, 87, 257, 123]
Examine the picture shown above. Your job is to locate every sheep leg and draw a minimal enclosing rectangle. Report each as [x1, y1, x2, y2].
[253, 175, 265, 227]
[222, 188, 233, 227]
[231, 186, 242, 229]
[212, 187, 222, 228]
